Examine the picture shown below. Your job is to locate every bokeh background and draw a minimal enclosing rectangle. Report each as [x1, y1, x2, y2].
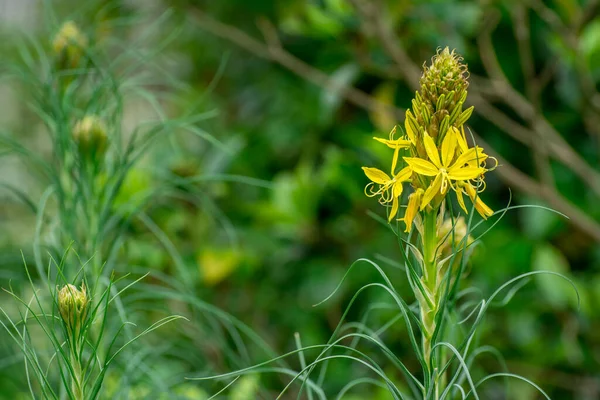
[0, 0, 599, 399]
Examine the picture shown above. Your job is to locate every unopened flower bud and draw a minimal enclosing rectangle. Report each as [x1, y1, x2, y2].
[436, 217, 475, 282]
[438, 217, 474, 259]
[58, 283, 89, 337]
[52, 21, 88, 69]
[73, 115, 108, 158]
[420, 47, 468, 108]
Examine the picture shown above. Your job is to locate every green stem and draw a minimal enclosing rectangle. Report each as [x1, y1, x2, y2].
[420, 210, 440, 399]
[70, 349, 84, 400]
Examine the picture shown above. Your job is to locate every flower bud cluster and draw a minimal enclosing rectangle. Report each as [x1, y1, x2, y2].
[58, 283, 90, 338]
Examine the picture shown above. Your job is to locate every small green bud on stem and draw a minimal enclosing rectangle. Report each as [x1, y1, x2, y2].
[57, 283, 89, 400]
[52, 21, 88, 69]
[72, 115, 108, 159]
[58, 283, 89, 338]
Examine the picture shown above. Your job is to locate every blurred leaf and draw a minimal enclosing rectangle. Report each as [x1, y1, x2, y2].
[369, 82, 396, 133]
[174, 384, 208, 399]
[305, 3, 345, 37]
[271, 161, 323, 223]
[231, 374, 259, 400]
[551, 0, 581, 25]
[127, 238, 168, 270]
[198, 248, 242, 286]
[112, 168, 154, 212]
[320, 62, 360, 122]
[510, 378, 537, 400]
[580, 18, 600, 80]
[324, 0, 353, 16]
[279, 1, 347, 37]
[520, 200, 563, 240]
[533, 244, 576, 309]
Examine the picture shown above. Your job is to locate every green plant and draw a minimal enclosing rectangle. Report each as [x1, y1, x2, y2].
[191, 47, 578, 400]
[1, 252, 183, 399]
[0, 9, 196, 398]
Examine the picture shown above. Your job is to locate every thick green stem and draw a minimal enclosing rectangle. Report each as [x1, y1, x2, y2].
[70, 349, 84, 400]
[420, 210, 440, 399]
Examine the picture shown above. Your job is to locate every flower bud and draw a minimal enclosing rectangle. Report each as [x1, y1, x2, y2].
[435, 217, 475, 283]
[420, 47, 468, 110]
[438, 217, 473, 252]
[73, 115, 108, 158]
[52, 21, 88, 69]
[416, 47, 470, 145]
[58, 283, 89, 337]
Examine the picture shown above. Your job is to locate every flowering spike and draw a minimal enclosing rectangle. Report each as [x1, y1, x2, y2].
[362, 47, 494, 223]
[360, 47, 500, 383]
[419, 47, 469, 116]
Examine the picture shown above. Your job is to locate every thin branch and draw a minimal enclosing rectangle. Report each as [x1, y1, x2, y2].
[189, 9, 403, 120]
[473, 135, 600, 242]
[347, 0, 420, 91]
[186, 10, 600, 242]
[511, 4, 554, 188]
[531, 0, 600, 116]
[577, 0, 600, 33]
[467, 88, 600, 197]
[351, 0, 600, 197]
[474, 8, 600, 197]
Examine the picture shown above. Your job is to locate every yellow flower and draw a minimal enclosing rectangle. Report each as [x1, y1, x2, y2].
[452, 126, 490, 169]
[456, 181, 494, 219]
[363, 165, 412, 221]
[454, 126, 469, 153]
[403, 188, 424, 232]
[404, 132, 485, 211]
[373, 126, 412, 174]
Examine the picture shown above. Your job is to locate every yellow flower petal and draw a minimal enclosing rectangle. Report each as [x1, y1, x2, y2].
[441, 130, 457, 167]
[423, 132, 442, 168]
[405, 110, 417, 144]
[389, 195, 399, 221]
[404, 157, 438, 176]
[373, 137, 391, 146]
[403, 188, 423, 232]
[391, 147, 399, 174]
[456, 188, 468, 214]
[454, 147, 488, 168]
[464, 184, 494, 219]
[373, 137, 412, 149]
[447, 166, 484, 181]
[464, 183, 477, 199]
[420, 173, 443, 210]
[474, 196, 494, 219]
[392, 179, 404, 198]
[362, 167, 391, 184]
[456, 126, 469, 153]
[396, 165, 413, 182]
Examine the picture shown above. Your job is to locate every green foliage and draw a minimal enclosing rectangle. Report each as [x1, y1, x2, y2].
[0, 0, 598, 399]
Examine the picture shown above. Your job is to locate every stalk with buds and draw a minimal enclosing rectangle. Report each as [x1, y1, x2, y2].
[58, 283, 90, 400]
[0, 15, 187, 400]
[362, 47, 496, 398]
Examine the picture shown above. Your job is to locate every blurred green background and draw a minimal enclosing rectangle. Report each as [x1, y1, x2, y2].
[0, 0, 599, 399]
